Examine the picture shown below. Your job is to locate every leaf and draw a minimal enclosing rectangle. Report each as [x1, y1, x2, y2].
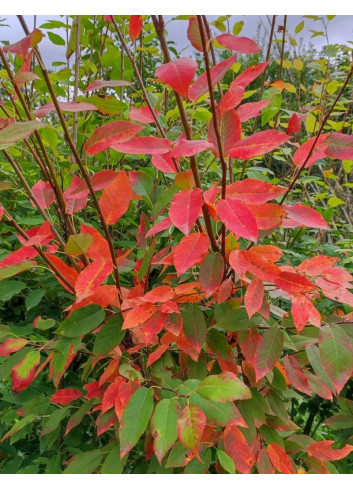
[189, 55, 237, 101]
[284, 204, 329, 229]
[11, 350, 40, 392]
[274, 272, 316, 294]
[254, 327, 284, 381]
[129, 105, 159, 124]
[31, 180, 55, 209]
[308, 441, 353, 461]
[297, 255, 338, 277]
[84, 79, 131, 92]
[0, 120, 45, 147]
[217, 449, 236, 474]
[34, 101, 97, 118]
[65, 233, 93, 256]
[173, 232, 210, 275]
[325, 133, 353, 160]
[182, 303, 207, 354]
[208, 109, 242, 157]
[101, 442, 127, 474]
[129, 15, 143, 41]
[60, 304, 105, 337]
[199, 252, 224, 298]
[63, 450, 103, 474]
[226, 178, 286, 204]
[216, 34, 260, 54]
[236, 100, 271, 122]
[292, 134, 329, 168]
[319, 324, 353, 394]
[75, 259, 113, 301]
[216, 199, 258, 242]
[0, 338, 28, 357]
[169, 188, 203, 236]
[170, 139, 213, 157]
[283, 355, 311, 396]
[119, 387, 154, 457]
[267, 443, 294, 474]
[218, 86, 244, 116]
[229, 130, 289, 159]
[50, 388, 82, 405]
[143, 286, 175, 303]
[3, 29, 44, 58]
[151, 398, 179, 464]
[93, 315, 124, 356]
[0, 280, 26, 302]
[155, 57, 198, 99]
[112, 136, 171, 155]
[1, 414, 36, 443]
[65, 400, 95, 435]
[43, 253, 79, 293]
[232, 61, 269, 88]
[286, 113, 301, 134]
[122, 303, 156, 330]
[196, 372, 251, 402]
[244, 279, 264, 318]
[223, 425, 253, 474]
[151, 153, 178, 173]
[99, 171, 132, 225]
[177, 404, 206, 457]
[187, 17, 205, 52]
[84, 120, 143, 155]
[248, 203, 284, 230]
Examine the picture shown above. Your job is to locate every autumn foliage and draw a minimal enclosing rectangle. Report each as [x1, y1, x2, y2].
[1, 14, 353, 474]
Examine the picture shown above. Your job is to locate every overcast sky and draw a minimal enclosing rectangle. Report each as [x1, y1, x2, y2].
[1, 15, 353, 67]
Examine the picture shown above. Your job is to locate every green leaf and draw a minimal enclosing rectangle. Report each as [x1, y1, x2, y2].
[217, 449, 235, 474]
[101, 442, 127, 474]
[232, 21, 244, 36]
[319, 324, 353, 394]
[177, 404, 206, 453]
[93, 314, 125, 356]
[196, 372, 251, 402]
[59, 305, 105, 337]
[0, 262, 34, 280]
[261, 88, 282, 126]
[189, 391, 242, 427]
[0, 120, 45, 148]
[214, 302, 261, 331]
[63, 450, 103, 474]
[181, 303, 206, 354]
[254, 327, 284, 381]
[41, 406, 71, 437]
[295, 21, 304, 34]
[151, 398, 179, 464]
[47, 32, 66, 46]
[25, 289, 44, 310]
[1, 414, 36, 443]
[0, 280, 26, 301]
[199, 252, 224, 298]
[65, 233, 93, 256]
[119, 387, 154, 457]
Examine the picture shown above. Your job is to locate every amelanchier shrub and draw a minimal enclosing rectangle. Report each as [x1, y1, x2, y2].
[1, 14, 353, 474]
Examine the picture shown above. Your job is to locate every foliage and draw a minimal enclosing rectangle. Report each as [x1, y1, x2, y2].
[1, 14, 353, 474]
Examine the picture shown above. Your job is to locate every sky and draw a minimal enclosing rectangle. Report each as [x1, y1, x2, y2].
[1, 15, 353, 67]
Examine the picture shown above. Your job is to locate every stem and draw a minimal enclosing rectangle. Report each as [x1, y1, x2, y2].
[152, 15, 219, 252]
[72, 15, 81, 147]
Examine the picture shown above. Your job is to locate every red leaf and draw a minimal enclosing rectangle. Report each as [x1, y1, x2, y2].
[170, 139, 213, 157]
[274, 272, 316, 294]
[146, 217, 172, 237]
[283, 355, 312, 396]
[236, 100, 271, 122]
[84, 120, 143, 155]
[84, 381, 105, 399]
[232, 61, 269, 88]
[308, 441, 353, 461]
[244, 279, 264, 318]
[143, 286, 175, 303]
[223, 426, 253, 474]
[229, 130, 289, 160]
[3, 29, 44, 58]
[291, 296, 311, 332]
[75, 258, 113, 301]
[216, 34, 260, 54]
[129, 15, 143, 42]
[189, 55, 237, 101]
[0, 247, 38, 269]
[248, 203, 284, 230]
[146, 344, 169, 367]
[151, 153, 178, 173]
[90, 170, 118, 191]
[156, 57, 197, 99]
[267, 443, 294, 474]
[50, 388, 82, 405]
[297, 255, 338, 277]
[286, 113, 301, 134]
[43, 252, 79, 293]
[84, 79, 131, 92]
[218, 86, 245, 116]
[292, 134, 329, 168]
[102, 379, 124, 413]
[208, 109, 242, 158]
[325, 133, 353, 160]
[284, 204, 329, 229]
[226, 178, 286, 204]
[31, 180, 55, 209]
[129, 105, 159, 124]
[71, 285, 119, 311]
[177, 404, 206, 458]
[122, 303, 156, 330]
[187, 16, 206, 52]
[34, 101, 97, 118]
[112, 136, 171, 155]
[18, 221, 53, 248]
[169, 188, 203, 236]
[80, 224, 110, 262]
[99, 171, 132, 225]
[0, 338, 28, 357]
[173, 232, 210, 275]
[216, 199, 258, 242]
[11, 351, 40, 393]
